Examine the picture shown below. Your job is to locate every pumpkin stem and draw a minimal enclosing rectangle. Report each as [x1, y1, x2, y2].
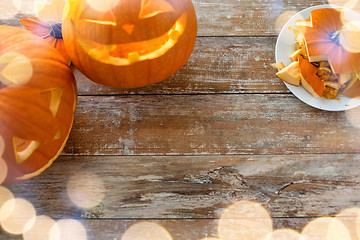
[329, 30, 341, 46]
[49, 22, 63, 39]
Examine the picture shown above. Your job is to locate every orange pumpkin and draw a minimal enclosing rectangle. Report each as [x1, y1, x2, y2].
[62, 0, 197, 88]
[0, 25, 77, 184]
[302, 8, 360, 74]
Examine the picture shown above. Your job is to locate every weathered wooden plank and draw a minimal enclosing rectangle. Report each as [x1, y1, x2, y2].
[2, 0, 357, 36]
[83, 218, 311, 240]
[0, 217, 314, 240]
[4, 216, 360, 240]
[193, 0, 332, 36]
[74, 36, 287, 95]
[5, 154, 360, 219]
[63, 94, 360, 156]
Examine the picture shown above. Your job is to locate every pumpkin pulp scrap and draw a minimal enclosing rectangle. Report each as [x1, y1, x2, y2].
[299, 55, 326, 97]
[303, 8, 360, 74]
[273, 7, 360, 99]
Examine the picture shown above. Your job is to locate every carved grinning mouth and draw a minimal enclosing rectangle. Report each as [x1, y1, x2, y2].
[75, 12, 187, 66]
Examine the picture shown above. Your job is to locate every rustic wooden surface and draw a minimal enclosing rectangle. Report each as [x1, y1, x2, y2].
[2, 0, 360, 239]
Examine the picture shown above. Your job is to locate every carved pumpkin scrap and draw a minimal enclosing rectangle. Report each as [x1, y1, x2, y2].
[298, 55, 326, 97]
[62, 0, 197, 88]
[302, 8, 360, 74]
[0, 25, 77, 184]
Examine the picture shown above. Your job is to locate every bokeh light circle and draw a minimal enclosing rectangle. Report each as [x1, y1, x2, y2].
[0, 0, 22, 20]
[345, 101, 360, 128]
[0, 52, 33, 87]
[0, 186, 14, 221]
[33, 0, 50, 16]
[335, 207, 360, 240]
[200, 238, 221, 240]
[274, 11, 299, 34]
[66, 171, 106, 209]
[0, 134, 4, 155]
[0, 158, 7, 185]
[0, 135, 5, 184]
[302, 216, 351, 240]
[86, 0, 121, 12]
[0, 198, 36, 235]
[340, 21, 360, 53]
[266, 228, 302, 240]
[218, 200, 273, 240]
[121, 221, 173, 240]
[23, 215, 56, 240]
[327, 0, 360, 9]
[50, 219, 87, 240]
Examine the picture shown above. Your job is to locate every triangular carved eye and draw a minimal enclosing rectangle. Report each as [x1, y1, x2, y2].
[52, 128, 62, 141]
[13, 137, 41, 164]
[41, 87, 63, 117]
[139, 0, 175, 19]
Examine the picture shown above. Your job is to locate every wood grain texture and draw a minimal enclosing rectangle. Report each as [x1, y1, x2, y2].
[1, 1, 360, 240]
[193, 0, 329, 36]
[63, 95, 360, 156]
[78, 218, 312, 240]
[0, 217, 313, 240]
[6, 154, 360, 219]
[74, 36, 288, 95]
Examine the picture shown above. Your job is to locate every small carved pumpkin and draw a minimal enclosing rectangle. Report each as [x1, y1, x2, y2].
[302, 8, 360, 74]
[62, 0, 197, 88]
[0, 25, 77, 184]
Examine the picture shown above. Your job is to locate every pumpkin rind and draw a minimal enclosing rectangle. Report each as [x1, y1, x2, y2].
[62, 0, 198, 88]
[299, 55, 326, 97]
[0, 25, 77, 184]
[342, 74, 360, 98]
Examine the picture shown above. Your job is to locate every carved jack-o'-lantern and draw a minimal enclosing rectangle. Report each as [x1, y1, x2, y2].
[62, 0, 197, 88]
[0, 25, 77, 184]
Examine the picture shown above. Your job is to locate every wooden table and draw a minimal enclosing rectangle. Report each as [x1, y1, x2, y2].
[2, 0, 360, 239]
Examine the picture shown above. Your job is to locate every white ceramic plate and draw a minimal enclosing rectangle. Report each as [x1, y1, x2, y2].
[275, 4, 360, 111]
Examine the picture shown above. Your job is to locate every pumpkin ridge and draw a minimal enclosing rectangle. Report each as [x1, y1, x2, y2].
[0, 89, 59, 136]
[0, 25, 76, 184]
